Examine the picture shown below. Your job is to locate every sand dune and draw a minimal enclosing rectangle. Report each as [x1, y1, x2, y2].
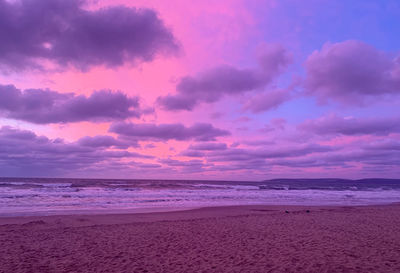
[1, 204, 400, 273]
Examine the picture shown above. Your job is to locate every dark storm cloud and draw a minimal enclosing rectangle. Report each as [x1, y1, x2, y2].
[0, 84, 145, 124]
[0, 0, 179, 71]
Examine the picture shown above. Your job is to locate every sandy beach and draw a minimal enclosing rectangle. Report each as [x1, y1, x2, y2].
[1, 204, 400, 273]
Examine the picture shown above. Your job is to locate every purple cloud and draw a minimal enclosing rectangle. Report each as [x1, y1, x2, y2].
[180, 150, 205, 157]
[157, 43, 292, 111]
[0, 0, 179, 71]
[256, 43, 293, 74]
[243, 89, 291, 113]
[273, 141, 400, 169]
[157, 66, 267, 110]
[206, 144, 332, 162]
[363, 140, 400, 151]
[299, 114, 400, 136]
[159, 158, 206, 167]
[77, 135, 138, 149]
[200, 142, 337, 172]
[109, 122, 230, 141]
[188, 142, 228, 151]
[305, 40, 400, 104]
[0, 84, 146, 124]
[180, 142, 227, 157]
[158, 158, 209, 173]
[0, 126, 151, 176]
[202, 138, 399, 172]
[180, 143, 333, 167]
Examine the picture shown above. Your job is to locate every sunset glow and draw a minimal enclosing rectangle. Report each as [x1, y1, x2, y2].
[1, 0, 399, 180]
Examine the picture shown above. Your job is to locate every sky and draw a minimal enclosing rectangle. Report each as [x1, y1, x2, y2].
[0, 0, 399, 180]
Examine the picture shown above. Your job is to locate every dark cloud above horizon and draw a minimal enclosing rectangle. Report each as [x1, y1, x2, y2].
[109, 122, 230, 141]
[189, 142, 228, 151]
[305, 40, 400, 104]
[205, 144, 333, 162]
[0, 0, 179, 71]
[179, 142, 228, 157]
[157, 43, 292, 111]
[299, 114, 400, 136]
[181, 143, 333, 166]
[180, 136, 400, 172]
[0, 84, 148, 124]
[77, 135, 138, 149]
[158, 158, 210, 173]
[270, 141, 400, 170]
[0, 126, 151, 176]
[178, 143, 334, 172]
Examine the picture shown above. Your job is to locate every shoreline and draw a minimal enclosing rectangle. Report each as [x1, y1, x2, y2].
[1, 202, 398, 226]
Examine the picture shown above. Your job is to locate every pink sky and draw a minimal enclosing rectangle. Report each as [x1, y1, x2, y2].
[0, 0, 399, 180]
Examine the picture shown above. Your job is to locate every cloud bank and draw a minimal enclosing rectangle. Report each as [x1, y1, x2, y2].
[0, 0, 179, 71]
[0, 126, 151, 176]
[299, 115, 400, 136]
[110, 122, 230, 141]
[158, 43, 292, 111]
[0, 84, 145, 124]
[243, 89, 291, 113]
[305, 40, 400, 104]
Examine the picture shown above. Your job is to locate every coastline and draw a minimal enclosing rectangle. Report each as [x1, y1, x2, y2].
[0, 203, 397, 226]
[2, 201, 400, 224]
[1, 203, 400, 272]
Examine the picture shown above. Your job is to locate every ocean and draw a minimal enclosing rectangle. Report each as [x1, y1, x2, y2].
[1, 177, 400, 216]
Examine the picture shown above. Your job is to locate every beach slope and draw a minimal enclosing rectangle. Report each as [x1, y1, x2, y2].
[1, 204, 400, 273]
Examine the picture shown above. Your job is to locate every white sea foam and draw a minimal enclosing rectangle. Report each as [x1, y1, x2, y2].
[1, 178, 400, 216]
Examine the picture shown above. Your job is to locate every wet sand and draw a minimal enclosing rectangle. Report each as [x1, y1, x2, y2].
[1, 204, 400, 273]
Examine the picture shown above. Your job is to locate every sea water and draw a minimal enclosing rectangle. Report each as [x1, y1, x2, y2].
[1, 177, 400, 216]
